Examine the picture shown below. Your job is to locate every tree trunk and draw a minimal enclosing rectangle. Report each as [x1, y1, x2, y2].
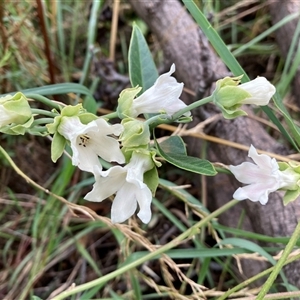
[268, 0, 300, 103]
[129, 0, 300, 288]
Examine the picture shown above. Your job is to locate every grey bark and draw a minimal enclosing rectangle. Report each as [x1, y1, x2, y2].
[129, 0, 300, 288]
[268, 0, 300, 103]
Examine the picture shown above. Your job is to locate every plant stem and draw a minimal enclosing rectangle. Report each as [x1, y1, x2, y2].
[218, 252, 300, 300]
[52, 199, 239, 300]
[171, 95, 213, 120]
[146, 95, 214, 128]
[256, 220, 300, 300]
[102, 111, 119, 120]
[31, 108, 58, 117]
[26, 94, 61, 110]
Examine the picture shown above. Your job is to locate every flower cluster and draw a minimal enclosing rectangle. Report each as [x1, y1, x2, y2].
[1, 63, 288, 223]
[45, 64, 187, 224]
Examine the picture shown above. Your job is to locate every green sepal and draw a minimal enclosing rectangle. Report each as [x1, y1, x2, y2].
[117, 86, 142, 119]
[144, 166, 159, 196]
[0, 115, 34, 135]
[46, 104, 96, 134]
[213, 76, 251, 120]
[283, 188, 300, 205]
[176, 116, 193, 123]
[51, 132, 67, 162]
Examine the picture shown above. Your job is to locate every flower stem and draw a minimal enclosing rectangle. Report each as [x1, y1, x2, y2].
[171, 95, 214, 120]
[146, 95, 214, 129]
[31, 108, 58, 117]
[26, 93, 61, 110]
[256, 220, 300, 300]
[52, 199, 239, 300]
[32, 118, 54, 126]
[102, 111, 119, 120]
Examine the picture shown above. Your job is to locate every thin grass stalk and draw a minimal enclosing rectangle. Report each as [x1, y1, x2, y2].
[52, 199, 239, 299]
[79, 0, 104, 87]
[256, 220, 300, 300]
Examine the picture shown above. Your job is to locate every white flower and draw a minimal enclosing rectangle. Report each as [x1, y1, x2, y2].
[58, 116, 125, 173]
[229, 145, 296, 205]
[131, 64, 189, 117]
[84, 152, 154, 223]
[239, 77, 276, 106]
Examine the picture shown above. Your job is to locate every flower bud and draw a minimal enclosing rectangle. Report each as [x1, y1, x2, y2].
[213, 76, 276, 119]
[0, 92, 33, 135]
[120, 118, 150, 148]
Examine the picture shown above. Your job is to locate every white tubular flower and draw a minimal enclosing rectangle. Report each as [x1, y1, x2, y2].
[131, 64, 189, 117]
[84, 152, 154, 224]
[229, 145, 297, 205]
[238, 77, 276, 106]
[58, 116, 125, 173]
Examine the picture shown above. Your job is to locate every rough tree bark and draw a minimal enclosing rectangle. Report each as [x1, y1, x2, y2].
[268, 0, 300, 103]
[129, 0, 300, 288]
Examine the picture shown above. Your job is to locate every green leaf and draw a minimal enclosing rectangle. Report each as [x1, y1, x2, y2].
[128, 23, 159, 93]
[156, 136, 217, 176]
[159, 135, 187, 155]
[82, 95, 98, 114]
[8, 83, 94, 97]
[272, 93, 300, 149]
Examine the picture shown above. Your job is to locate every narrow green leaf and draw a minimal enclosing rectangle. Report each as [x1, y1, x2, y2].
[128, 23, 159, 92]
[15, 83, 94, 97]
[156, 136, 217, 176]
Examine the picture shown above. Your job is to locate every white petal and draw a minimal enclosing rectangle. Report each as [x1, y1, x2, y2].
[248, 145, 278, 171]
[84, 166, 126, 202]
[131, 64, 187, 117]
[58, 116, 86, 140]
[0, 106, 15, 126]
[111, 183, 137, 223]
[229, 162, 275, 184]
[240, 77, 276, 105]
[71, 139, 103, 173]
[233, 181, 277, 205]
[135, 184, 152, 223]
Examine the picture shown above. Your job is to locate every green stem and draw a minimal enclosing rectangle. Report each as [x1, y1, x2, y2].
[102, 111, 119, 120]
[218, 252, 300, 300]
[31, 108, 58, 117]
[256, 220, 300, 300]
[26, 93, 61, 110]
[32, 118, 54, 126]
[52, 199, 239, 300]
[171, 95, 213, 120]
[30, 126, 48, 133]
[146, 95, 214, 128]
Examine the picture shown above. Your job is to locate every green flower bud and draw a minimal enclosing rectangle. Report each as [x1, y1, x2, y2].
[120, 118, 150, 148]
[0, 92, 34, 135]
[213, 76, 276, 119]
